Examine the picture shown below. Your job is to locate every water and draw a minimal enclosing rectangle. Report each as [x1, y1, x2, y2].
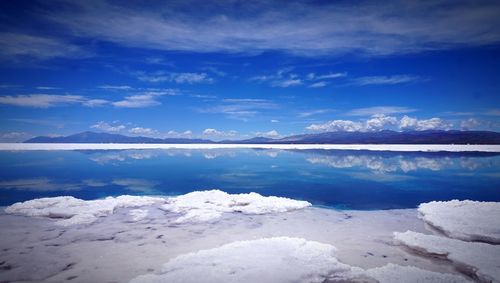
[0, 148, 499, 209]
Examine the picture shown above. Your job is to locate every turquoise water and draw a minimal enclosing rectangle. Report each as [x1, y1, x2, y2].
[0, 149, 499, 209]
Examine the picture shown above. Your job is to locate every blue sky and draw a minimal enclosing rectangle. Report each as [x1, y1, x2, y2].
[1, 0, 500, 141]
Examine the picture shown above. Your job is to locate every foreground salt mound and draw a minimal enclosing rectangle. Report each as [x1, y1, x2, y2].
[129, 237, 363, 283]
[4, 190, 311, 225]
[161, 190, 311, 223]
[129, 236, 471, 283]
[418, 200, 500, 243]
[365, 263, 470, 283]
[4, 195, 166, 225]
[394, 231, 500, 282]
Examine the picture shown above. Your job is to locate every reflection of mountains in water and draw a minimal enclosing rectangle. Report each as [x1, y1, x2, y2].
[302, 150, 500, 173]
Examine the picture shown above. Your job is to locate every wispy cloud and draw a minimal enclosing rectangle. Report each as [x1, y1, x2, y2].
[346, 106, 417, 116]
[272, 79, 302, 88]
[0, 94, 86, 108]
[98, 85, 133, 90]
[351, 75, 422, 86]
[250, 68, 301, 88]
[307, 72, 347, 80]
[111, 94, 161, 108]
[298, 109, 332, 118]
[0, 90, 177, 108]
[0, 32, 88, 61]
[252, 69, 345, 88]
[35, 86, 61, 90]
[137, 71, 213, 84]
[39, 1, 500, 56]
[308, 81, 328, 88]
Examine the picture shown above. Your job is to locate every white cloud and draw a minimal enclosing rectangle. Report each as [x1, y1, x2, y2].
[459, 118, 497, 131]
[365, 114, 398, 131]
[128, 127, 159, 136]
[41, 1, 500, 56]
[111, 89, 178, 108]
[271, 119, 280, 123]
[90, 121, 126, 133]
[460, 118, 480, 130]
[138, 71, 213, 84]
[347, 106, 416, 116]
[307, 114, 453, 132]
[307, 120, 364, 132]
[399, 115, 452, 131]
[202, 128, 238, 137]
[0, 94, 85, 108]
[352, 75, 421, 86]
[202, 128, 223, 136]
[112, 94, 161, 108]
[255, 130, 280, 138]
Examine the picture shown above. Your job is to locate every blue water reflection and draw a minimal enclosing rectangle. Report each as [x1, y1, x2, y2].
[0, 149, 499, 209]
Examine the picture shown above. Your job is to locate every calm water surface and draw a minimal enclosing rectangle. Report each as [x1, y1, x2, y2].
[1, 149, 499, 209]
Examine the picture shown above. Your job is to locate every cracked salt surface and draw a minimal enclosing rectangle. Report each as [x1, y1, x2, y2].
[1, 192, 498, 283]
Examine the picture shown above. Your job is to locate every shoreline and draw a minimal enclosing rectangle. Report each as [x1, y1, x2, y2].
[1, 143, 500, 152]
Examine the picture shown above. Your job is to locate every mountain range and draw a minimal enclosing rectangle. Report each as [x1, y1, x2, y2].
[24, 130, 500, 144]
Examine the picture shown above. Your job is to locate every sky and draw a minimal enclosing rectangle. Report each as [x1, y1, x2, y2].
[0, 0, 500, 142]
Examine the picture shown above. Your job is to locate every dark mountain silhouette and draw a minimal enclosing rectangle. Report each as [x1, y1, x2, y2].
[25, 131, 214, 144]
[24, 130, 500, 144]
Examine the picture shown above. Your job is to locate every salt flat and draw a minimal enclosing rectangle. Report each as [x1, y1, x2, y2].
[1, 143, 499, 152]
[3, 192, 499, 282]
